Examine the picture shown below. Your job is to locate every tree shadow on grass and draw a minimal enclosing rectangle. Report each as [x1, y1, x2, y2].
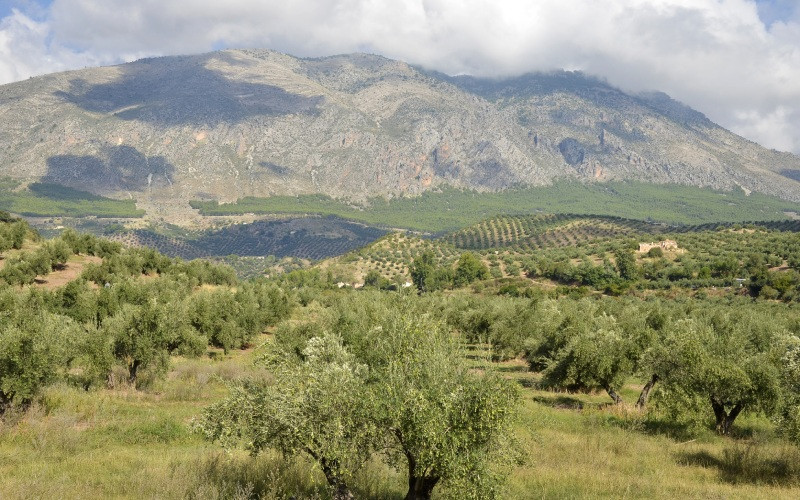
[676, 444, 800, 486]
[193, 451, 405, 500]
[493, 364, 529, 373]
[634, 417, 701, 442]
[532, 394, 587, 410]
[635, 413, 770, 442]
[193, 452, 325, 499]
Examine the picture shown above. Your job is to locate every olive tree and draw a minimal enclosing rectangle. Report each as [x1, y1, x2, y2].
[369, 311, 520, 499]
[102, 299, 205, 386]
[776, 334, 800, 443]
[198, 332, 374, 500]
[540, 313, 636, 404]
[200, 296, 520, 500]
[647, 317, 782, 434]
[505, 297, 664, 407]
[0, 306, 81, 413]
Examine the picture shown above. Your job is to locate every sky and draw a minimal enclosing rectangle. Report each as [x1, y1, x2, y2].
[1, 0, 799, 154]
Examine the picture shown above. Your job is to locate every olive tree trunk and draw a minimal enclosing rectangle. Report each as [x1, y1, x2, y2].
[405, 475, 440, 500]
[402, 443, 440, 500]
[711, 397, 744, 435]
[635, 374, 659, 409]
[128, 359, 141, 385]
[604, 384, 623, 405]
[309, 451, 354, 500]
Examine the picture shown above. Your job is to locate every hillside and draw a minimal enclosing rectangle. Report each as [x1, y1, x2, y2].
[191, 181, 799, 233]
[107, 215, 386, 260]
[2, 49, 800, 227]
[2, 215, 800, 498]
[324, 214, 800, 301]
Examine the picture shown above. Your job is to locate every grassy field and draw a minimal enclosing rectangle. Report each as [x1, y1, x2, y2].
[0, 180, 144, 218]
[190, 181, 799, 233]
[2, 327, 799, 499]
[2, 218, 800, 498]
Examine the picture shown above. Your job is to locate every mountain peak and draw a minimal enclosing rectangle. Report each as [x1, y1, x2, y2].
[1, 49, 798, 225]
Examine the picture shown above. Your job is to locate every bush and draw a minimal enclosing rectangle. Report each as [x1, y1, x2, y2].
[0, 305, 81, 412]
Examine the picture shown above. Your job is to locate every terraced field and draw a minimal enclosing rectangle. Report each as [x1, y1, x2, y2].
[443, 214, 666, 250]
[443, 214, 800, 251]
[109, 216, 387, 261]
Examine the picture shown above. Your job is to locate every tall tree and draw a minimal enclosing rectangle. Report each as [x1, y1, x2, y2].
[454, 252, 489, 286]
[647, 316, 782, 434]
[370, 311, 519, 499]
[410, 250, 436, 293]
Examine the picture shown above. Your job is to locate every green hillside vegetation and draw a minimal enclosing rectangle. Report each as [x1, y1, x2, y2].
[319, 216, 800, 304]
[0, 179, 144, 218]
[443, 213, 662, 250]
[439, 215, 800, 300]
[2, 213, 800, 498]
[190, 181, 799, 233]
[444, 213, 800, 252]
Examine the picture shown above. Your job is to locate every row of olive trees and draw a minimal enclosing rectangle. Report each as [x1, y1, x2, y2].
[0, 225, 234, 288]
[0, 219, 76, 286]
[0, 217, 32, 252]
[436, 292, 799, 437]
[0, 275, 292, 411]
[63, 275, 291, 386]
[198, 293, 520, 500]
[464, 295, 800, 437]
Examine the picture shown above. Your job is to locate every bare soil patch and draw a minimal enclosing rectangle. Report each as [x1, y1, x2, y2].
[33, 254, 102, 289]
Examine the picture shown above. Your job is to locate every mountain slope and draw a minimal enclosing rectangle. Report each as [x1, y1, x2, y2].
[1, 48, 799, 220]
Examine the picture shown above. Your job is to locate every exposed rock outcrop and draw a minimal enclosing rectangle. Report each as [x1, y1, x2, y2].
[1, 48, 799, 216]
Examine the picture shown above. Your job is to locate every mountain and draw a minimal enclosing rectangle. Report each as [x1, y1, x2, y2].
[1, 48, 800, 224]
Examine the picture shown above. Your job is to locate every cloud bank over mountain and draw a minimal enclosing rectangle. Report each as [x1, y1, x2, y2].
[1, 0, 799, 154]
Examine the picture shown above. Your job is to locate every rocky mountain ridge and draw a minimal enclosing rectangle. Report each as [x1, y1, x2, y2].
[1, 48, 799, 224]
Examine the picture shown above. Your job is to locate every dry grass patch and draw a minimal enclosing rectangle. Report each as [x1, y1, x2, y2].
[33, 254, 102, 289]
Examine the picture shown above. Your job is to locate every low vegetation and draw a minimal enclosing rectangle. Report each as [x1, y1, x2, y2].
[0, 179, 144, 218]
[190, 181, 797, 233]
[2, 209, 800, 498]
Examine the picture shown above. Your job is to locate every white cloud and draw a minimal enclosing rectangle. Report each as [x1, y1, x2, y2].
[0, 8, 109, 83]
[1, 0, 800, 154]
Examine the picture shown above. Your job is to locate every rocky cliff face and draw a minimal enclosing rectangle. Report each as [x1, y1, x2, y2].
[1, 48, 799, 213]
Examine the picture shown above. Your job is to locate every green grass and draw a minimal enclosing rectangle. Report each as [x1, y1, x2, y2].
[0, 180, 145, 218]
[3, 329, 800, 498]
[190, 181, 799, 233]
[470, 352, 800, 500]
